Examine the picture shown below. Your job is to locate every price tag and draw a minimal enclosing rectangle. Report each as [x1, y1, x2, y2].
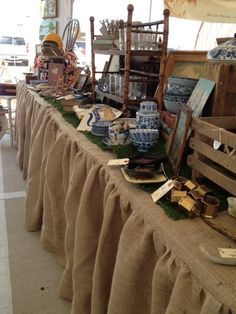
[213, 140, 221, 150]
[151, 179, 174, 203]
[107, 158, 129, 166]
[218, 248, 236, 258]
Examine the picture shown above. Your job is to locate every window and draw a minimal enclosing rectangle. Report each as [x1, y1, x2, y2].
[13, 37, 26, 46]
[0, 36, 12, 45]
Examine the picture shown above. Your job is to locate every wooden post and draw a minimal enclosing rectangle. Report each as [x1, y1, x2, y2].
[123, 4, 134, 117]
[90, 16, 96, 103]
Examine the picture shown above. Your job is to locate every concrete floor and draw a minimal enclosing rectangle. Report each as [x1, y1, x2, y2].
[0, 134, 71, 314]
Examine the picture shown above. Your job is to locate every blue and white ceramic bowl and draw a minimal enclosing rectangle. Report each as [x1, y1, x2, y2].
[163, 76, 198, 114]
[165, 82, 196, 97]
[140, 101, 157, 112]
[163, 94, 190, 114]
[167, 76, 198, 89]
[129, 128, 159, 142]
[136, 110, 160, 129]
[130, 138, 157, 152]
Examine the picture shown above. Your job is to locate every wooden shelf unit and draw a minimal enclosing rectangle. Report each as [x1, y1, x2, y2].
[90, 5, 169, 116]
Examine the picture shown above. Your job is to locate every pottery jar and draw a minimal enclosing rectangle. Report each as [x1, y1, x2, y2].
[136, 109, 160, 129]
[139, 101, 157, 112]
[207, 34, 236, 63]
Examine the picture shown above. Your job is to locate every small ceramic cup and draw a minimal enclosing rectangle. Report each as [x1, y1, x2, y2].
[201, 195, 220, 219]
[108, 122, 130, 145]
[227, 197, 236, 218]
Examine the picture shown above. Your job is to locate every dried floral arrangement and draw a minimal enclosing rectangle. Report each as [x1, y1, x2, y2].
[99, 19, 123, 38]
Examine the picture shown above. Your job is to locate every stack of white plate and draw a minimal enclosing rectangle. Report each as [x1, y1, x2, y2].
[91, 120, 111, 137]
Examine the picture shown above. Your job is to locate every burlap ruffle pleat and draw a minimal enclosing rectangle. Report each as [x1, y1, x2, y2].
[15, 83, 236, 314]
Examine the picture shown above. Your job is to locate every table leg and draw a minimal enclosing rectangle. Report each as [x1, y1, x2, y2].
[7, 99, 13, 146]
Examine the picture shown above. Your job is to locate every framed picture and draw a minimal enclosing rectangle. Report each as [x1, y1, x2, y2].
[167, 105, 192, 176]
[41, 0, 57, 19]
[187, 78, 215, 118]
[156, 50, 207, 105]
[39, 19, 57, 41]
[164, 51, 207, 83]
[76, 74, 89, 92]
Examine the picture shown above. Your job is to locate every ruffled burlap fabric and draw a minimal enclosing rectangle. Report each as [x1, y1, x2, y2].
[15, 82, 236, 314]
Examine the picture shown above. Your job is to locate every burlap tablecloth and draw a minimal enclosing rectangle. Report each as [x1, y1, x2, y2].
[15, 82, 236, 314]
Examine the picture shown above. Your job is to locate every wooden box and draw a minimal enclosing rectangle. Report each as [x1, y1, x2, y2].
[203, 62, 236, 116]
[187, 116, 236, 196]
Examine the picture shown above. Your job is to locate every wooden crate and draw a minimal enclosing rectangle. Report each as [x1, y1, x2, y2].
[203, 62, 236, 116]
[187, 116, 236, 196]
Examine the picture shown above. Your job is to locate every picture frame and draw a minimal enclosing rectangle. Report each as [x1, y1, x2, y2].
[164, 50, 207, 84]
[186, 78, 215, 118]
[39, 19, 57, 41]
[167, 105, 192, 176]
[76, 74, 89, 92]
[156, 50, 207, 105]
[41, 0, 57, 19]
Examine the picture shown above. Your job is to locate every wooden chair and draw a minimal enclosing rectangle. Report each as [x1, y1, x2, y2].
[124, 6, 170, 112]
[62, 19, 80, 52]
[90, 5, 169, 116]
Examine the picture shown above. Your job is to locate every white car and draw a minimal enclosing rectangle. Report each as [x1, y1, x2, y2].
[0, 35, 29, 66]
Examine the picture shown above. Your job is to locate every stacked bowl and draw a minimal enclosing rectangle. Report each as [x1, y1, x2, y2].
[129, 128, 159, 152]
[163, 76, 198, 114]
[91, 120, 111, 137]
[129, 101, 160, 152]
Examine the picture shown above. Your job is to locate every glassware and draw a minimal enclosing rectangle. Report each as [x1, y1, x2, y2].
[130, 77, 147, 99]
[115, 75, 124, 96]
[131, 32, 138, 50]
[118, 28, 125, 50]
[109, 74, 116, 94]
[128, 75, 139, 99]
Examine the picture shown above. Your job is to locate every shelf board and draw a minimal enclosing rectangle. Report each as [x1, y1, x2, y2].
[93, 49, 125, 55]
[93, 48, 162, 57]
[95, 89, 156, 105]
[119, 68, 160, 78]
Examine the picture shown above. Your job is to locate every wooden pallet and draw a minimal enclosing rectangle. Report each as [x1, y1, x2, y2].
[187, 116, 236, 196]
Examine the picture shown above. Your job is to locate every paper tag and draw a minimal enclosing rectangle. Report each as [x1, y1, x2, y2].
[107, 158, 129, 166]
[218, 248, 236, 258]
[151, 179, 174, 203]
[213, 140, 221, 150]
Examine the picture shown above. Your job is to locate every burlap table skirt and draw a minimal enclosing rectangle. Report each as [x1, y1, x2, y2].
[15, 82, 236, 314]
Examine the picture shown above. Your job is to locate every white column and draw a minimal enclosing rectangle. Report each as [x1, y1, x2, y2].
[57, 0, 73, 37]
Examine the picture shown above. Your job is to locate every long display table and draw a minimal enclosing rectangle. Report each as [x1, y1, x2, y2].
[15, 82, 236, 314]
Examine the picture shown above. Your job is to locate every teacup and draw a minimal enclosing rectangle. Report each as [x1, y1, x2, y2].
[201, 195, 220, 219]
[108, 122, 130, 145]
